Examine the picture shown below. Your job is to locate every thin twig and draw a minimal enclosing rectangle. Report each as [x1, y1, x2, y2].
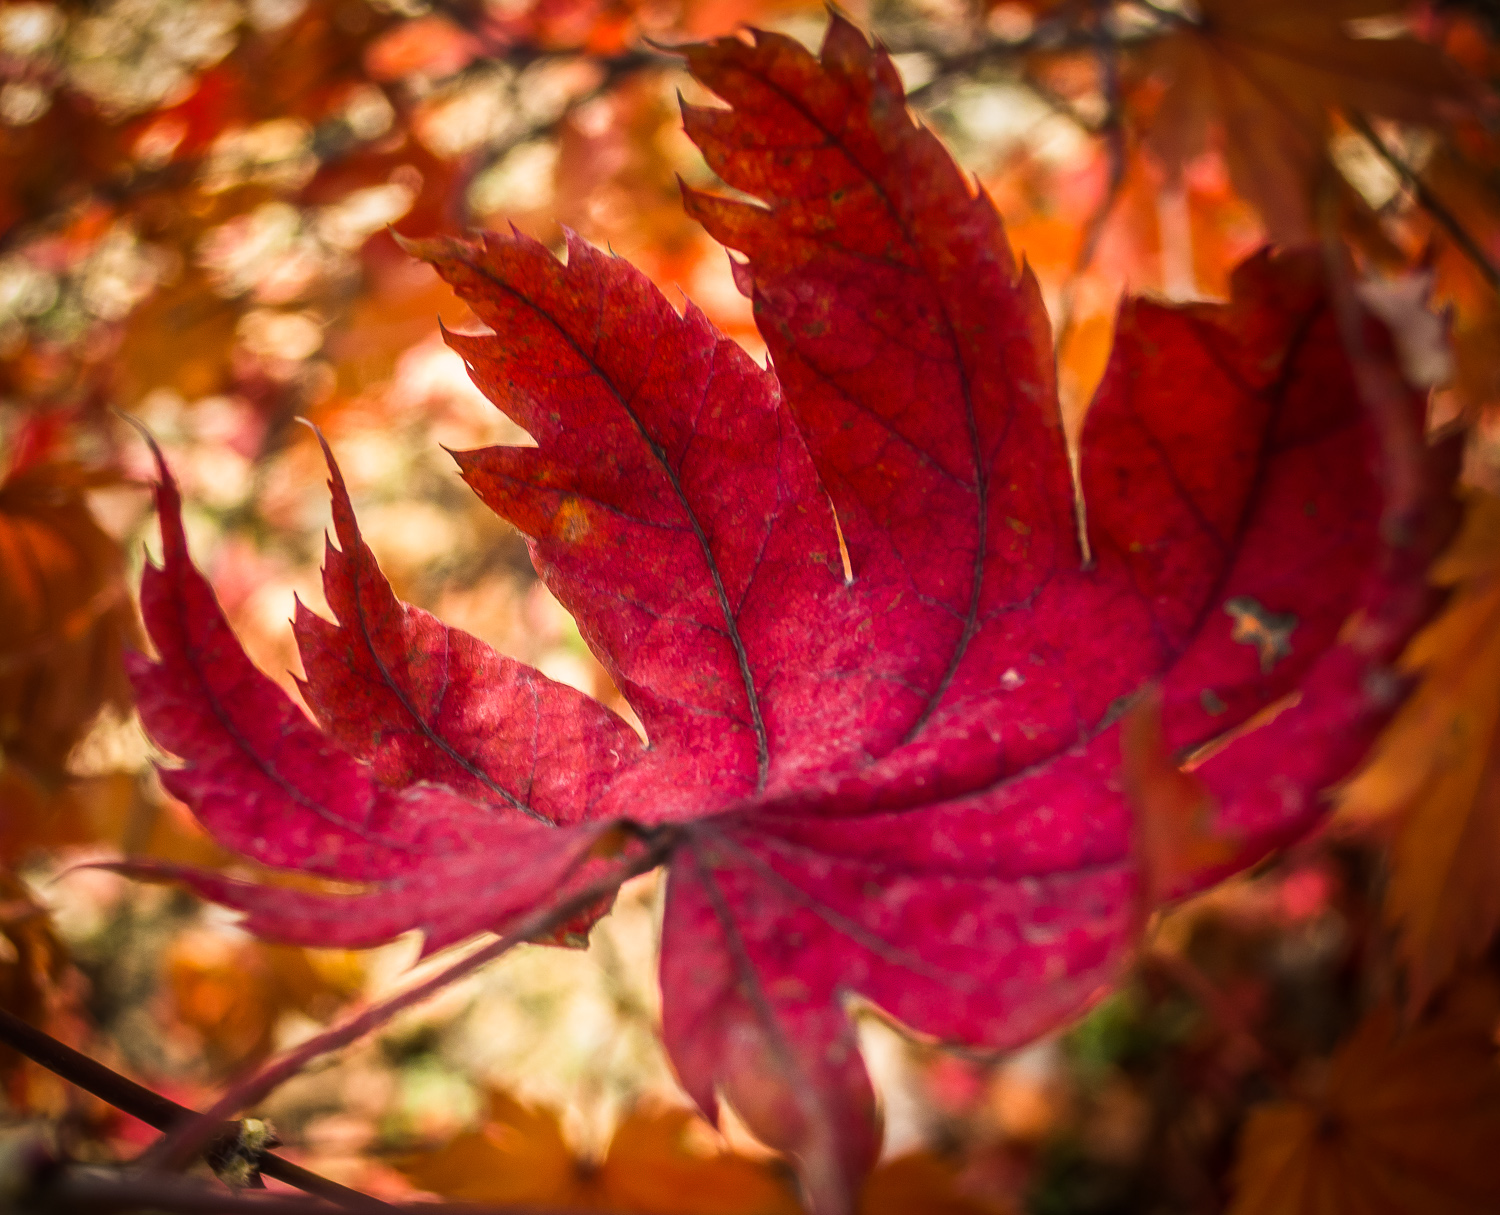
[0, 1009, 378, 1210]
[886, 5, 1178, 106]
[1, 11, 1188, 251]
[1018, 66, 1105, 135]
[461, 50, 663, 227]
[147, 837, 675, 1176]
[1349, 111, 1500, 294]
[1133, 0, 1192, 27]
[0, 46, 668, 256]
[27, 1168, 621, 1215]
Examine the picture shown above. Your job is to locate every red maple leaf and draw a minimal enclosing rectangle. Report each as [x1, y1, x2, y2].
[117, 17, 1456, 1212]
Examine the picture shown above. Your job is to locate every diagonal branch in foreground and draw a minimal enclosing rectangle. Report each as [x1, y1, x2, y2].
[0, 1008, 378, 1210]
[29, 1167, 625, 1214]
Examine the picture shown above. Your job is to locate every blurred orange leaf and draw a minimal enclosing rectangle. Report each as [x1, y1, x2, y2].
[1340, 492, 1500, 1013]
[0, 769, 133, 864]
[116, 269, 243, 406]
[166, 930, 364, 1067]
[1422, 146, 1500, 422]
[1229, 973, 1500, 1215]
[397, 1092, 802, 1213]
[364, 17, 479, 84]
[860, 1153, 1013, 1215]
[398, 1090, 1012, 1214]
[1137, 0, 1471, 242]
[0, 763, 234, 874]
[0, 868, 85, 1111]
[0, 459, 139, 781]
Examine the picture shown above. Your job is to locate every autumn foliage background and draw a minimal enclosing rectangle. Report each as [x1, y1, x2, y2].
[4, 0, 1500, 1212]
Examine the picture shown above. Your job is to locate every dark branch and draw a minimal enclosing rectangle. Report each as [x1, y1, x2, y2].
[1349, 112, 1500, 294]
[1017, 66, 1107, 135]
[900, 6, 1178, 105]
[24, 1168, 621, 1215]
[0, 1008, 381, 1211]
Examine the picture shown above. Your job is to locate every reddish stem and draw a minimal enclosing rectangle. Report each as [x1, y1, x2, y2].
[147, 839, 674, 1175]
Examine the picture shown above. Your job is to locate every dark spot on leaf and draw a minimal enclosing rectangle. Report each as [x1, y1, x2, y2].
[1223, 595, 1297, 674]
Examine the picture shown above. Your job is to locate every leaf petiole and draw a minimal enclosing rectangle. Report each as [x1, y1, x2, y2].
[145, 831, 679, 1176]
